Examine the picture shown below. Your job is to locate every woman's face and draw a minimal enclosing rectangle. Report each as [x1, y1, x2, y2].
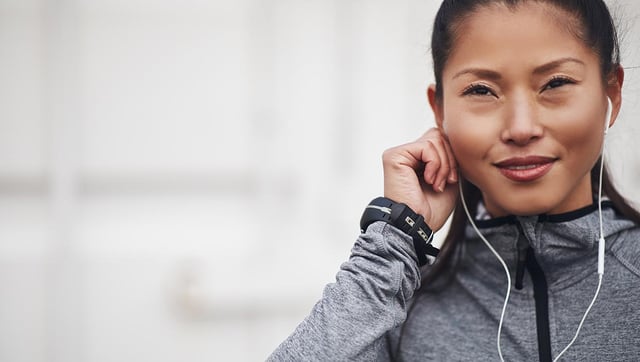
[431, 2, 621, 217]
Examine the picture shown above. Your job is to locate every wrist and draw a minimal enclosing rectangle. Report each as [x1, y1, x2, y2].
[360, 197, 439, 266]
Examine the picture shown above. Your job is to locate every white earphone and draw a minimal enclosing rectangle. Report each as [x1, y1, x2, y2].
[604, 96, 613, 135]
[597, 97, 612, 275]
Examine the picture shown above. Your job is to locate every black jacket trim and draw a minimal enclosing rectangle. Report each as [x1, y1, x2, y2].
[474, 201, 615, 229]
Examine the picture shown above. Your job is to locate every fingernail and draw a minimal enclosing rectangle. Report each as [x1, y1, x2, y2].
[438, 181, 445, 192]
[449, 173, 457, 183]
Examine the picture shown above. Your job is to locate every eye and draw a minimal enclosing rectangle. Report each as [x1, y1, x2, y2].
[462, 83, 496, 97]
[542, 76, 575, 91]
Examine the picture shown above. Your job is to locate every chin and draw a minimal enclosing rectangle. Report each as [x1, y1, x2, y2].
[484, 194, 561, 217]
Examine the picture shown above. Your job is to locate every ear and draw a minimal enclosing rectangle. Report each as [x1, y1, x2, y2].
[605, 65, 624, 129]
[427, 84, 445, 130]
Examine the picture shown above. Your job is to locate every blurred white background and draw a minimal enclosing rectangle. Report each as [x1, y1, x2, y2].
[1, 0, 640, 361]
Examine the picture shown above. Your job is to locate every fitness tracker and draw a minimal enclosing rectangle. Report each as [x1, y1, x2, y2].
[360, 197, 439, 266]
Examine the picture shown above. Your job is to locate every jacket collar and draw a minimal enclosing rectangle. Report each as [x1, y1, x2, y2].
[462, 201, 636, 291]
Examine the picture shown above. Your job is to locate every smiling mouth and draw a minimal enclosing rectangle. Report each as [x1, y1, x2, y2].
[494, 156, 557, 182]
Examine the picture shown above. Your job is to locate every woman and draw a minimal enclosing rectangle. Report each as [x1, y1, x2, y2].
[269, 0, 640, 360]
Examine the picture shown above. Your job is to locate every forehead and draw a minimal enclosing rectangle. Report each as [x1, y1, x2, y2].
[444, 2, 598, 77]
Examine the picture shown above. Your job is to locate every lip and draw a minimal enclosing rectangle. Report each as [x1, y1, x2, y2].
[494, 156, 557, 182]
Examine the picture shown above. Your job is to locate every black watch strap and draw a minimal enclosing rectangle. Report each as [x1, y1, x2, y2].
[360, 197, 439, 266]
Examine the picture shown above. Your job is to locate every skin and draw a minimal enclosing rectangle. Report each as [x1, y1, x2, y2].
[383, 2, 623, 230]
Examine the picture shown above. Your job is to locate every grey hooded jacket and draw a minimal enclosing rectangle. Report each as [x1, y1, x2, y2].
[269, 203, 640, 361]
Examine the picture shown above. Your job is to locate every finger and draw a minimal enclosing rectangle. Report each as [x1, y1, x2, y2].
[427, 138, 451, 192]
[416, 129, 451, 192]
[440, 135, 458, 183]
[413, 129, 442, 185]
[424, 128, 458, 185]
[421, 141, 442, 186]
[384, 128, 449, 189]
[383, 142, 429, 173]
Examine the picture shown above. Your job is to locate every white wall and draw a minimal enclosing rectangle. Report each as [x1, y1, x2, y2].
[0, 0, 639, 361]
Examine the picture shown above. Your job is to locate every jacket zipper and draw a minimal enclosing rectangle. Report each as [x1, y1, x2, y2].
[515, 224, 552, 362]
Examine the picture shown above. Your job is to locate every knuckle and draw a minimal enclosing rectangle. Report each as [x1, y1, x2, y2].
[382, 148, 406, 169]
[425, 138, 436, 149]
[431, 136, 445, 148]
[381, 148, 396, 164]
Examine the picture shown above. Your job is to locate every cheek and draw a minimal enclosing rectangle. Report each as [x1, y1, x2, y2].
[444, 119, 496, 185]
[552, 109, 605, 165]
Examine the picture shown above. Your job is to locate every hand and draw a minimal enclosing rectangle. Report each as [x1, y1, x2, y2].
[382, 128, 459, 231]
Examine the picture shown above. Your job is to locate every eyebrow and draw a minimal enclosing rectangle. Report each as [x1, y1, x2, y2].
[452, 68, 502, 81]
[532, 57, 586, 75]
[451, 57, 586, 80]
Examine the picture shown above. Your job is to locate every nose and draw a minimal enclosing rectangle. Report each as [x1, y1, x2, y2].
[500, 97, 544, 146]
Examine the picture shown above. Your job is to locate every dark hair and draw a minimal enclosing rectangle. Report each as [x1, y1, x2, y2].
[392, 0, 640, 359]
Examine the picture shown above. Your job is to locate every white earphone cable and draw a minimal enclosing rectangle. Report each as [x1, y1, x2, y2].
[458, 181, 511, 362]
[552, 274, 602, 361]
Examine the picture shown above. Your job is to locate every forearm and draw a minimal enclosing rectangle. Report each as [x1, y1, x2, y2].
[268, 221, 422, 361]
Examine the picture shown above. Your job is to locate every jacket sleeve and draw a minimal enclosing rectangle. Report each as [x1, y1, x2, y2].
[267, 221, 423, 361]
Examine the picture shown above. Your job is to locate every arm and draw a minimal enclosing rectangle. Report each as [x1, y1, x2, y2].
[268, 221, 421, 361]
[269, 128, 459, 361]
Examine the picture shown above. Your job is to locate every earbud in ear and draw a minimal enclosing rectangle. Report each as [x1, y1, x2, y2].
[604, 97, 612, 135]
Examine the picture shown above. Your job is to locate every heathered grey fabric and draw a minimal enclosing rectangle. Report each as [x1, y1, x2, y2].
[268, 205, 640, 361]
